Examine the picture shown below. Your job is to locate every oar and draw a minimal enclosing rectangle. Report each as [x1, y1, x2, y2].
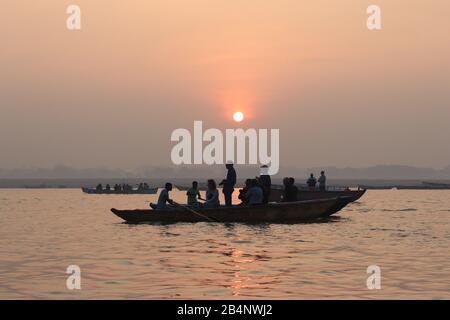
[172, 201, 218, 222]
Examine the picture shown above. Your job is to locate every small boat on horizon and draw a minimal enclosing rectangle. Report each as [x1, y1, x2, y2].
[82, 187, 158, 195]
[111, 196, 353, 224]
[359, 182, 450, 190]
[421, 181, 450, 188]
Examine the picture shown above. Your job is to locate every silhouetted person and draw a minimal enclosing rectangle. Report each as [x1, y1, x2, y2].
[105, 184, 111, 191]
[283, 177, 298, 202]
[238, 179, 252, 205]
[307, 173, 317, 190]
[204, 179, 220, 208]
[318, 171, 326, 191]
[220, 162, 236, 207]
[187, 181, 201, 206]
[96, 184, 103, 191]
[258, 165, 272, 204]
[150, 183, 174, 210]
[245, 179, 264, 205]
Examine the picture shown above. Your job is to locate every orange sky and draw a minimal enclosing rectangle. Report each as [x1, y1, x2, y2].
[0, 1, 449, 169]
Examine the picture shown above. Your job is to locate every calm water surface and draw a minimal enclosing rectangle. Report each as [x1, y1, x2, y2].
[0, 189, 449, 299]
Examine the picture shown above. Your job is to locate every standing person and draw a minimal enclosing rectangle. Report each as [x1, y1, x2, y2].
[318, 171, 327, 191]
[150, 183, 174, 210]
[259, 165, 272, 204]
[186, 181, 201, 206]
[204, 179, 220, 208]
[307, 173, 317, 190]
[220, 162, 236, 207]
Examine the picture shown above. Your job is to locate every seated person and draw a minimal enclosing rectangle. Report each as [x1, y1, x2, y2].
[245, 179, 264, 205]
[238, 179, 252, 205]
[186, 181, 202, 206]
[204, 179, 220, 208]
[150, 183, 174, 210]
[283, 177, 298, 202]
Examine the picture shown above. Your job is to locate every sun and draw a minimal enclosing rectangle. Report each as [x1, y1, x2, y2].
[233, 111, 244, 122]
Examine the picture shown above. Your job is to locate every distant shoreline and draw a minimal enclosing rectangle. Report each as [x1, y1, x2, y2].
[1, 178, 450, 189]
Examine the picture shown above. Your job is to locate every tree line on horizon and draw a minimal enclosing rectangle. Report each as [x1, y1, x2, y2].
[1, 164, 450, 180]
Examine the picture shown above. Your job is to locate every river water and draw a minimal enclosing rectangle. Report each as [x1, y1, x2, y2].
[0, 189, 449, 299]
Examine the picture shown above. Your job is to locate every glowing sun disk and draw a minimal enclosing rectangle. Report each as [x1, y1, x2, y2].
[233, 111, 244, 122]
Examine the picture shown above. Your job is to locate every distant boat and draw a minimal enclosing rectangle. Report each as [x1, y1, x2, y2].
[82, 187, 158, 195]
[360, 182, 450, 190]
[111, 197, 352, 224]
[395, 185, 450, 190]
[358, 185, 394, 190]
[421, 181, 450, 188]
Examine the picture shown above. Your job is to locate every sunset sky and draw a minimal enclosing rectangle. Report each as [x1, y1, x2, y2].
[1, 1, 449, 170]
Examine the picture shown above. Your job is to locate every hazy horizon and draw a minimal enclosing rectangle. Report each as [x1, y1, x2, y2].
[2, 163, 450, 180]
[1, 1, 449, 170]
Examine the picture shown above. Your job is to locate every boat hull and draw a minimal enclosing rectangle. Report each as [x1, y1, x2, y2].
[111, 197, 347, 224]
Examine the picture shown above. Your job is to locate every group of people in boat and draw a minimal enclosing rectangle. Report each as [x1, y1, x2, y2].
[150, 164, 328, 210]
[95, 182, 151, 192]
[150, 163, 239, 210]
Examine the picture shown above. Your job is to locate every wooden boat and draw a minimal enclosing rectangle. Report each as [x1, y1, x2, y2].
[82, 187, 158, 195]
[358, 185, 394, 190]
[268, 187, 366, 203]
[111, 197, 351, 224]
[321, 196, 354, 217]
[396, 185, 450, 190]
[359, 182, 450, 190]
[421, 182, 450, 189]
